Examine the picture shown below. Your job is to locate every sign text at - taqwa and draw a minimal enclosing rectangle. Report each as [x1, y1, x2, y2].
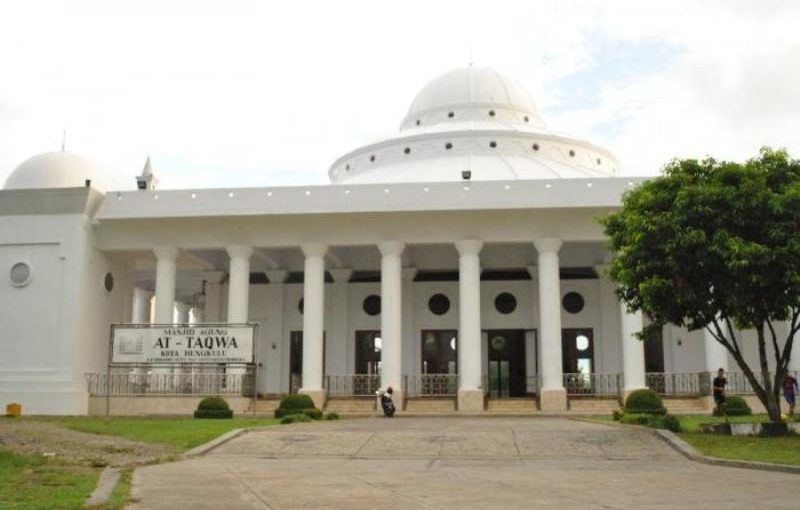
[111, 325, 255, 364]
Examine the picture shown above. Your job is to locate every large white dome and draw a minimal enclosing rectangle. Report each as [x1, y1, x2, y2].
[401, 67, 544, 130]
[329, 67, 619, 184]
[3, 151, 102, 190]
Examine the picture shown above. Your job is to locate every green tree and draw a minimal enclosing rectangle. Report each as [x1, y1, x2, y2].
[602, 148, 800, 422]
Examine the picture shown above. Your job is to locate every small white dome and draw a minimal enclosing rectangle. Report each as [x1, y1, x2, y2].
[401, 67, 543, 130]
[3, 151, 102, 190]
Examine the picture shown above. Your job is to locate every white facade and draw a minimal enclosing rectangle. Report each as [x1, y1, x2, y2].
[0, 67, 792, 414]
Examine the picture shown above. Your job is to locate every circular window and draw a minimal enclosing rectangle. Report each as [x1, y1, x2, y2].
[104, 272, 114, 292]
[369, 155, 375, 162]
[489, 141, 497, 148]
[489, 110, 496, 117]
[428, 293, 450, 315]
[569, 149, 576, 157]
[404, 147, 411, 154]
[532, 143, 540, 151]
[576, 334, 590, 352]
[494, 292, 517, 314]
[9, 262, 31, 287]
[491, 336, 507, 351]
[562, 292, 585, 314]
[298, 298, 304, 315]
[445, 142, 453, 150]
[363, 294, 381, 316]
[447, 111, 454, 118]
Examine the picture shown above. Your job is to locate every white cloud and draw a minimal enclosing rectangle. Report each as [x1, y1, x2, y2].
[0, 0, 798, 188]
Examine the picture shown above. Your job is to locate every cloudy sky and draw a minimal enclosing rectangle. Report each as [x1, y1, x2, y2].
[0, 0, 798, 190]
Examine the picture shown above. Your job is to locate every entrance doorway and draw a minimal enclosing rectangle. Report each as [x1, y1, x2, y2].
[421, 330, 457, 374]
[562, 328, 594, 375]
[354, 330, 381, 395]
[487, 329, 527, 397]
[289, 331, 325, 394]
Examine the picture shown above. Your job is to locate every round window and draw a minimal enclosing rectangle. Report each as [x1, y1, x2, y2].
[562, 292, 585, 314]
[494, 292, 517, 314]
[298, 298, 304, 315]
[491, 336, 507, 351]
[104, 272, 114, 292]
[576, 334, 590, 352]
[363, 294, 381, 316]
[428, 293, 450, 315]
[9, 262, 31, 287]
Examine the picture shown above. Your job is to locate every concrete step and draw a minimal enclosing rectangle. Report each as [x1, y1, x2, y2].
[568, 398, 621, 414]
[325, 397, 377, 415]
[405, 397, 457, 414]
[245, 399, 280, 416]
[486, 398, 538, 414]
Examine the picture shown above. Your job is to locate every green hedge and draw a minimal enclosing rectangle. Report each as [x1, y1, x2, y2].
[617, 412, 680, 432]
[280, 413, 312, 425]
[325, 412, 340, 421]
[303, 408, 323, 420]
[724, 395, 752, 416]
[624, 389, 666, 415]
[193, 409, 234, 419]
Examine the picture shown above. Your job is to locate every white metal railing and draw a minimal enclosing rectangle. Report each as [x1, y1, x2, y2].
[483, 375, 540, 397]
[725, 370, 799, 395]
[326, 374, 381, 396]
[405, 374, 459, 396]
[86, 367, 255, 396]
[645, 372, 705, 396]
[563, 373, 622, 396]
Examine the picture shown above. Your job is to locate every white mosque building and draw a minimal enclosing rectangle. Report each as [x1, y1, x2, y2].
[0, 68, 792, 416]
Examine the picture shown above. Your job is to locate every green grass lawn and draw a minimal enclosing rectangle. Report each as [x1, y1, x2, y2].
[586, 413, 800, 466]
[0, 449, 99, 510]
[53, 416, 280, 451]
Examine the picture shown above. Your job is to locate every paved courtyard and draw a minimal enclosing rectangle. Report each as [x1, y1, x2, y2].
[129, 417, 797, 509]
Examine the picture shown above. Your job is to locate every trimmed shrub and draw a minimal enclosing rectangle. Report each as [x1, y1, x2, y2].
[303, 408, 323, 420]
[194, 396, 233, 419]
[658, 414, 681, 433]
[197, 396, 230, 411]
[724, 396, 752, 416]
[325, 412, 340, 421]
[275, 394, 317, 418]
[624, 389, 666, 415]
[280, 413, 312, 425]
[279, 394, 315, 411]
[612, 409, 623, 421]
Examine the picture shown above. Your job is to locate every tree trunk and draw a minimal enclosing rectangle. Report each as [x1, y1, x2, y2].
[755, 326, 781, 422]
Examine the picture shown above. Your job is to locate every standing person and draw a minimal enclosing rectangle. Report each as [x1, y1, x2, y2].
[712, 368, 727, 416]
[783, 373, 799, 417]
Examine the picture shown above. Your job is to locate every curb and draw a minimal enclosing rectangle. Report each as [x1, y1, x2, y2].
[183, 427, 248, 458]
[652, 429, 800, 475]
[85, 466, 121, 508]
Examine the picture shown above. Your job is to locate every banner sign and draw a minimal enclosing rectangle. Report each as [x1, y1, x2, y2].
[111, 324, 255, 364]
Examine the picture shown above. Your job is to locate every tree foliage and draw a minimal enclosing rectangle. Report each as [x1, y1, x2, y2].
[602, 148, 800, 422]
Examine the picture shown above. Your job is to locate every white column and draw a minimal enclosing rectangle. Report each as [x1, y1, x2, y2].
[174, 302, 191, 323]
[790, 329, 800, 372]
[704, 327, 729, 373]
[299, 243, 327, 409]
[455, 240, 484, 412]
[534, 238, 567, 411]
[379, 242, 404, 401]
[226, 245, 253, 324]
[265, 270, 288, 393]
[153, 247, 179, 323]
[328, 268, 353, 377]
[620, 304, 646, 394]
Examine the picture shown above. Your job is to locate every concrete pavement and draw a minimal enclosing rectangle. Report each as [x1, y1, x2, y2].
[128, 417, 799, 509]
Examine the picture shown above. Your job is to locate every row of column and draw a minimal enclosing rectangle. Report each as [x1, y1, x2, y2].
[149, 240, 651, 411]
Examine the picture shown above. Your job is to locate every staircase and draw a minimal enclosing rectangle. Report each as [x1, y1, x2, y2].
[324, 397, 377, 416]
[568, 398, 621, 414]
[404, 397, 457, 414]
[245, 398, 280, 416]
[486, 397, 538, 414]
[663, 397, 708, 414]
